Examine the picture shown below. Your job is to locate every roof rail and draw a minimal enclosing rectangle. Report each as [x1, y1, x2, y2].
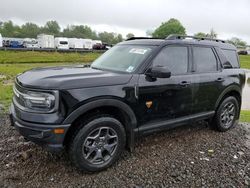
[166, 34, 226, 43]
[126, 37, 162, 41]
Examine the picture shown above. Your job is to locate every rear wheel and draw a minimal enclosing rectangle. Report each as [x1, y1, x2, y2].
[213, 96, 239, 132]
[68, 115, 126, 172]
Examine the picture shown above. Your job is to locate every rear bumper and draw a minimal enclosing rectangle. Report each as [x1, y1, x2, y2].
[9, 104, 70, 152]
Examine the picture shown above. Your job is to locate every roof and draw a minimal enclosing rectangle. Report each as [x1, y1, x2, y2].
[119, 36, 236, 50]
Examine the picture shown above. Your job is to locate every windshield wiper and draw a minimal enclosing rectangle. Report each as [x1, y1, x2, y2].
[91, 66, 103, 70]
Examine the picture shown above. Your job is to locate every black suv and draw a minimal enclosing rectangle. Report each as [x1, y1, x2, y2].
[10, 35, 246, 172]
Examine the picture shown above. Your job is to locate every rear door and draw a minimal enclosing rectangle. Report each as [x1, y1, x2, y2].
[191, 46, 225, 114]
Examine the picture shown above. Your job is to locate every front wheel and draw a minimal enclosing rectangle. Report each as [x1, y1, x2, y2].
[213, 96, 240, 132]
[68, 116, 126, 172]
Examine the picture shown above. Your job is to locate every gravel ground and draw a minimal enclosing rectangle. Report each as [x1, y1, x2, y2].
[1, 115, 250, 188]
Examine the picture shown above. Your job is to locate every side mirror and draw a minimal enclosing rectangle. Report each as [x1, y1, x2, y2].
[223, 61, 233, 69]
[146, 66, 171, 78]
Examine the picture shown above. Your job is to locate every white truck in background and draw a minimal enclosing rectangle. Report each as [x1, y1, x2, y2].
[0, 34, 3, 48]
[37, 34, 55, 48]
[68, 38, 84, 49]
[54, 37, 69, 50]
[82, 39, 93, 50]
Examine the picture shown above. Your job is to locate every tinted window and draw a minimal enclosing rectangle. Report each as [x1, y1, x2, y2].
[222, 49, 239, 68]
[153, 46, 188, 74]
[193, 47, 217, 72]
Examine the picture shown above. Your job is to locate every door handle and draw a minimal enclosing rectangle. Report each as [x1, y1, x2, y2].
[216, 77, 224, 82]
[179, 81, 191, 87]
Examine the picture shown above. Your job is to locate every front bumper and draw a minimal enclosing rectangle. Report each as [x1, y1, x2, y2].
[9, 104, 70, 152]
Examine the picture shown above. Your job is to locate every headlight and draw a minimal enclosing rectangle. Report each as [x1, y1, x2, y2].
[24, 91, 55, 111]
[13, 85, 58, 113]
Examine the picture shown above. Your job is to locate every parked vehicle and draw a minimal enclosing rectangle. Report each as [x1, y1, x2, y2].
[92, 40, 103, 49]
[55, 37, 69, 50]
[0, 33, 2, 48]
[10, 35, 245, 172]
[68, 38, 84, 49]
[23, 38, 39, 49]
[238, 50, 248, 55]
[10, 40, 24, 48]
[2, 40, 10, 47]
[37, 34, 55, 48]
[82, 39, 93, 50]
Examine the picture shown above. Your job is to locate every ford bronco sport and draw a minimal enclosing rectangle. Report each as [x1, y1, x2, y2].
[10, 35, 246, 172]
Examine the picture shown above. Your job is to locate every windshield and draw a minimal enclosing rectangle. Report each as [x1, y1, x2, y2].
[91, 45, 154, 73]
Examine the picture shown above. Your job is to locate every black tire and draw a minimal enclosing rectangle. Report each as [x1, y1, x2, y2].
[68, 115, 126, 172]
[213, 96, 239, 132]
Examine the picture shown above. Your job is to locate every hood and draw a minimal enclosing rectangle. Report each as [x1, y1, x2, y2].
[16, 65, 133, 90]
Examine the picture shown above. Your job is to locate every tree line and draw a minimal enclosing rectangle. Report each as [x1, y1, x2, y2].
[0, 20, 125, 44]
[0, 19, 248, 47]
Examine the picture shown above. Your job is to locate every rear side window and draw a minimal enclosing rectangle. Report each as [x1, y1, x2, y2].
[193, 47, 217, 72]
[152, 46, 188, 75]
[222, 49, 239, 68]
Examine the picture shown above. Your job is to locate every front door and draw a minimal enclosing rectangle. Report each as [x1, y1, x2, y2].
[135, 45, 193, 126]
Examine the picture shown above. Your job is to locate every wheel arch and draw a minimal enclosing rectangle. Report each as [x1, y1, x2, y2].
[215, 85, 242, 118]
[63, 99, 137, 151]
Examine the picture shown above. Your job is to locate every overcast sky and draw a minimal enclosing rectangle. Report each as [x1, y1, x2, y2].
[0, 0, 250, 43]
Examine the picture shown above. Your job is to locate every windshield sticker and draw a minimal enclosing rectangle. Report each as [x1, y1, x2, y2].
[126, 66, 134, 72]
[129, 48, 148, 55]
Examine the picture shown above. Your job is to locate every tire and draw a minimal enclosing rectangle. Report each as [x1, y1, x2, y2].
[68, 115, 126, 172]
[213, 96, 239, 132]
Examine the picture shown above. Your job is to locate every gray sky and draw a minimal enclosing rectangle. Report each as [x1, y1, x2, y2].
[0, 0, 250, 43]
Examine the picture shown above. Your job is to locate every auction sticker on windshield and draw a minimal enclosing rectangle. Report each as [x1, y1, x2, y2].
[126, 66, 134, 72]
[129, 48, 148, 55]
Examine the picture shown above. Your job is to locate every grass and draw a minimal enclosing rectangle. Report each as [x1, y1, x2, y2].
[0, 51, 250, 122]
[240, 110, 250, 123]
[0, 51, 101, 64]
[239, 55, 250, 69]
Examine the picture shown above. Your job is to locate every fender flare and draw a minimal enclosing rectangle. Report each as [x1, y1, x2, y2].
[63, 99, 137, 151]
[215, 85, 242, 110]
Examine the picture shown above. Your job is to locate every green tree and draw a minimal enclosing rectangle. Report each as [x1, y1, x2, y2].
[227, 37, 247, 47]
[62, 25, 98, 39]
[126, 33, 134, 39]
[194, 32, 207, 38]
[207, 29, 217, 39]
[98, 32, 123, 44]
[0, 21, 21, 37]
[152, 18, 186, 38]
[42, 20, 60, 35]
[20, 22, 41, 38]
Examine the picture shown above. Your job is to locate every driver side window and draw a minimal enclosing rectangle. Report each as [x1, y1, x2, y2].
[152, 46, 188, 75]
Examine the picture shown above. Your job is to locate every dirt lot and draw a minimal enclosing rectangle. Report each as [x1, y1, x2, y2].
[1, 115, 250, 188]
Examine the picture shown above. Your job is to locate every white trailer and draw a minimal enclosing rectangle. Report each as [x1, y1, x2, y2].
[37, 34, 55, 48]
[68, 38, 84, 49]
[0, 34, 2, 48]
[82, 39, 93, 50]
[54, 37, 69, 50]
